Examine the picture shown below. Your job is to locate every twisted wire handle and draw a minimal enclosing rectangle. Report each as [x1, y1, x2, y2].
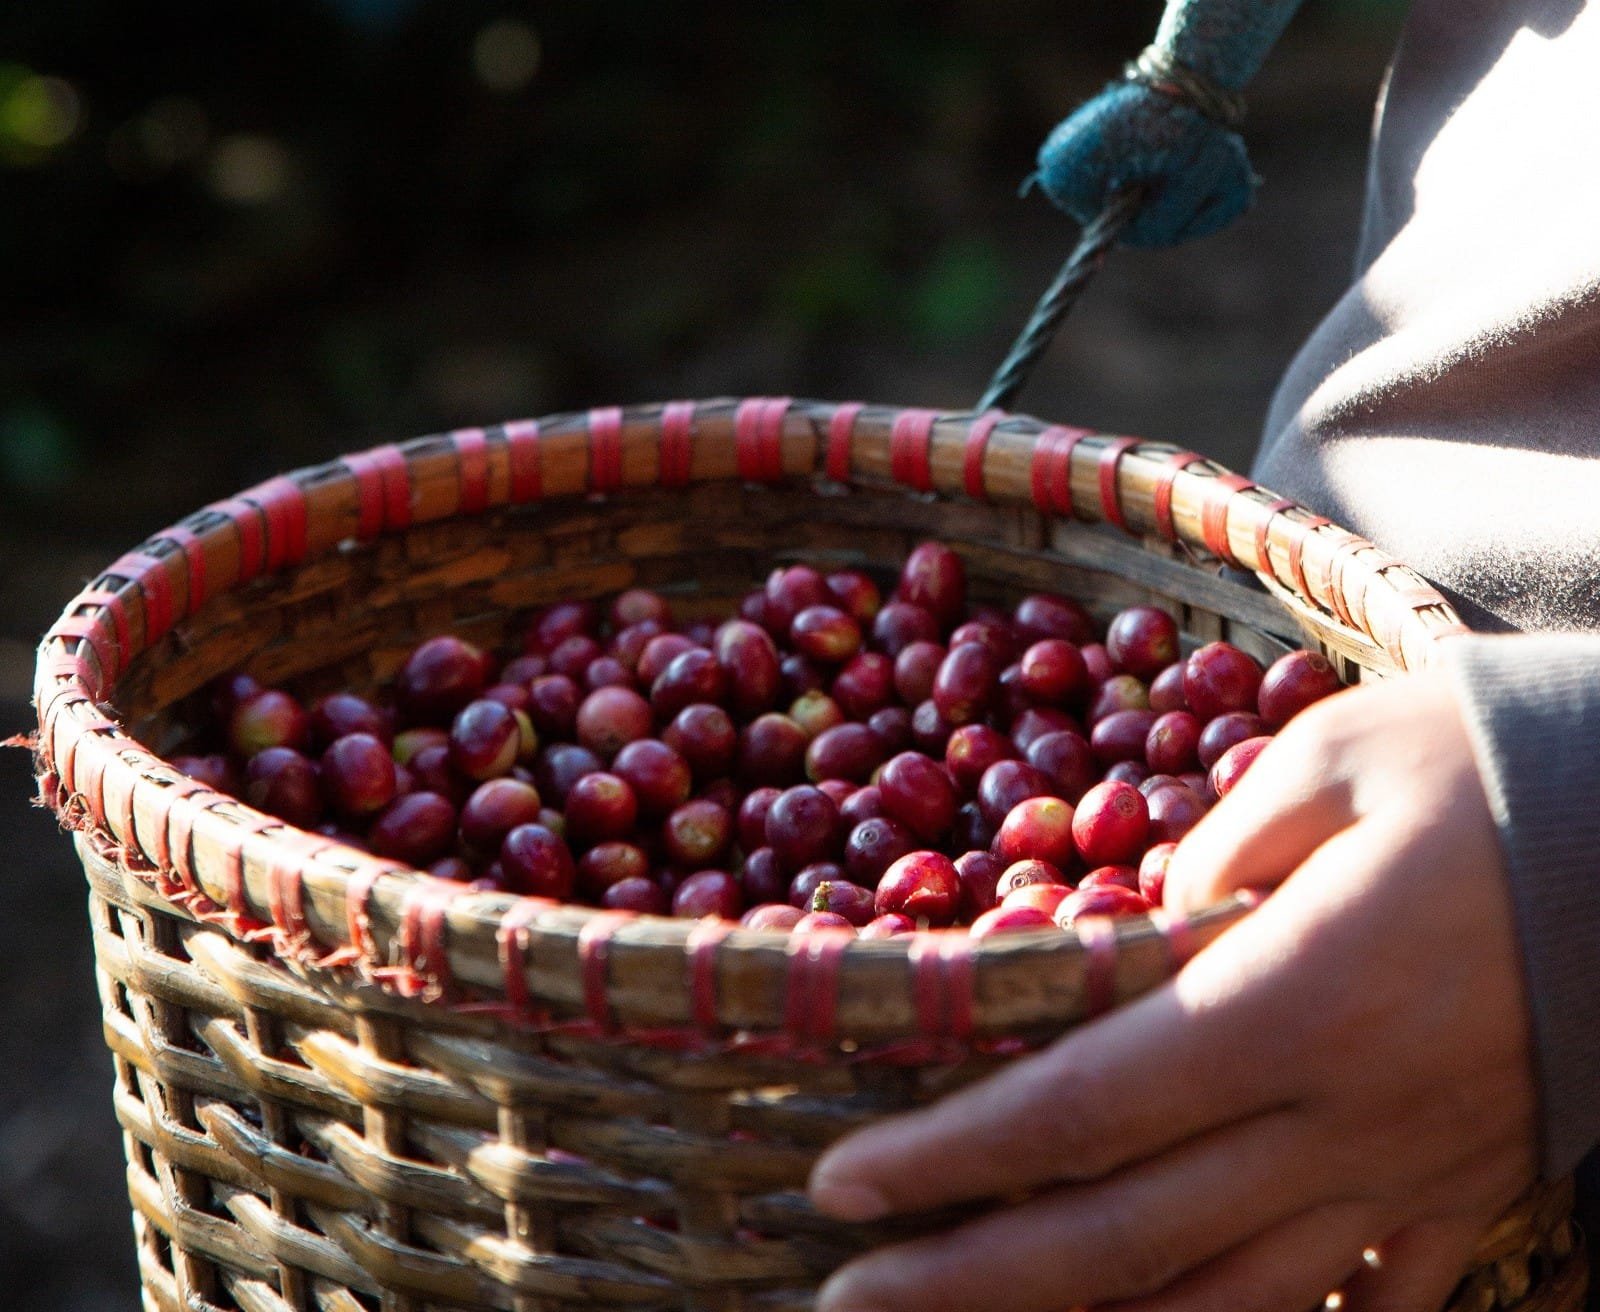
[976, 187, 1145, 414]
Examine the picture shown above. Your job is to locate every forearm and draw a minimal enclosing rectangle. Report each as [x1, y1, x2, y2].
[1442, 633, 1600, 1175]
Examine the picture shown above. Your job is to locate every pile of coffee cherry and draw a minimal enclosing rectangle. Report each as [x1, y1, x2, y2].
[177, 542, 1343, 939]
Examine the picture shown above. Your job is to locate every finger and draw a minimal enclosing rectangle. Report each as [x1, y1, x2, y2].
[1097, 1201, 1377, 1312]
[1337, 1139, 1535, 1312]
[815, 1108, 1320, 1312]
[809, 905, 1309, 1219]
[1164, 708, 1357, 913]
[1338, 1219, 1483, 1312]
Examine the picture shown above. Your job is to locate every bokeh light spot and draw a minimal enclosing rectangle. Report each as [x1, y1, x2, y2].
[0, 404, 77, 493]
[109, 97, 210, 180]
[473, 19, 541, 95]
[0, 74, 81, 155]
[911, 237, 1009, 343]
[207, 134, 292, 203]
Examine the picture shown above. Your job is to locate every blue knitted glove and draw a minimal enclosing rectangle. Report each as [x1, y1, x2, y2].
[1034, 0, 1306, 248]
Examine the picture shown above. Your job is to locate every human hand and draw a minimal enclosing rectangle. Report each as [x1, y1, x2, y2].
[808, 670, 1538, 1312]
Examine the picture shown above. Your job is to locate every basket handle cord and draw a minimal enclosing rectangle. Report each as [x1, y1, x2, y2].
[979, 0, 1304, 412]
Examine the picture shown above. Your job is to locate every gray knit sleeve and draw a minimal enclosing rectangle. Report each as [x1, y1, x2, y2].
[1439, 634, 1600, 1176]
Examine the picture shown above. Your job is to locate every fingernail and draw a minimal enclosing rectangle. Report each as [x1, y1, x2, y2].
[809, 1178, 891, 1222]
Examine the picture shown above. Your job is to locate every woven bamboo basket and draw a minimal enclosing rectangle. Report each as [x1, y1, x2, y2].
[33, 398, 1586, 1312]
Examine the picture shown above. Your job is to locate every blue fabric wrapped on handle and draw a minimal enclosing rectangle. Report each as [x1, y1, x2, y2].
[1033, 0, 1305, 248]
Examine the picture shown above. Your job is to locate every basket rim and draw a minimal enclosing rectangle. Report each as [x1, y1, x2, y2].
[34, 396, 1466, 1048]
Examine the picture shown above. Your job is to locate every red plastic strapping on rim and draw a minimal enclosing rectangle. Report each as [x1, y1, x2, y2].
[758, 396, 790, 481]
[1078, 917, 1119, 1018]
[128, 551, 175, 643]
[963, 410, 1002, 500]
[95, 736, 137, 833]
[110, 551, 174, 645]
[1029, 428, 1063, 514]
[266, 848, 309, 945]
[375, 444, 412, 528]
[685, 919, 734, 1032]
[214, 496, 267, 582]
[1286, 514, 1330, 602]
[217, 817, 274, 936]
[342, 449, 389, 540]
[909, 933, 977, 1040]
[889, 408, 938, 493]
[734, 398, 766, 481]
[1200, 474, 1254, 566]
[1327, 537, 1371, 631]
[115, 762, 140, 854]
[734, 397, 789, 483]
[397, 878, 458, 997]
[1096, 437, 1139, 531]
[1050, 428, 1082, 516]
[39, 701, 71, 785]
[497, 898, 549, 1021]
[250, 476, 310, 571]
[1152, 452, 1205, 541]
[1157, 908, 1198, 971]
[941, 936, 976, 1039]
[54, 713, 113, 801]
[577, 911, 634, 1032]
[343, 866, 382, 965]
[38, 666, 94, 726]
[38, 674, 94, 740]
[451, 428, 491, 514]
[223, 816, 276, 924]
[38, 699, 71, 781]
[52, 718, 92, 821]
[342, 444, 412, 537]
[1031, 425, 1086, 516]
[1254, 498, 1298, 577]
[156, 526, 209, 612]
[47, 616, 117, 689]
[165, 794, 204, 902]
[825, 402, 864, 483]
[146, 777, 210, 873]
[1389, 585, 1450, 664]
[783, 929, 852, 1042]
[587, 407, 624, 494]
[1029, 429, 1055, 512]
[1324, 537, 1358, 629]
[504, 421, 542, 503]
[66, 725, 114, 829]
[73, 589, 131, 666]
[659, 402, 695, 488]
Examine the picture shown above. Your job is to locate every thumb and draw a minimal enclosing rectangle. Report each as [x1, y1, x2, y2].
[1163, 716, 1356, 913]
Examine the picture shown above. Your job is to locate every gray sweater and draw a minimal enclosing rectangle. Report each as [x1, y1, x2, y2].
[1254, 0, 1600, 1179]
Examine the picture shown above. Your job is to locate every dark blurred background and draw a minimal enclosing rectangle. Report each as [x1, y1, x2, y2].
[0, 1, 1404, 1305]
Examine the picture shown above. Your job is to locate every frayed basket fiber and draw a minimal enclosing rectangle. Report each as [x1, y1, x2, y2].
[33, 399, 1586, 1312]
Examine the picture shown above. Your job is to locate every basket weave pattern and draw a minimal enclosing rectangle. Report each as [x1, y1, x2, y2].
[35, 399, 1584, 1311]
